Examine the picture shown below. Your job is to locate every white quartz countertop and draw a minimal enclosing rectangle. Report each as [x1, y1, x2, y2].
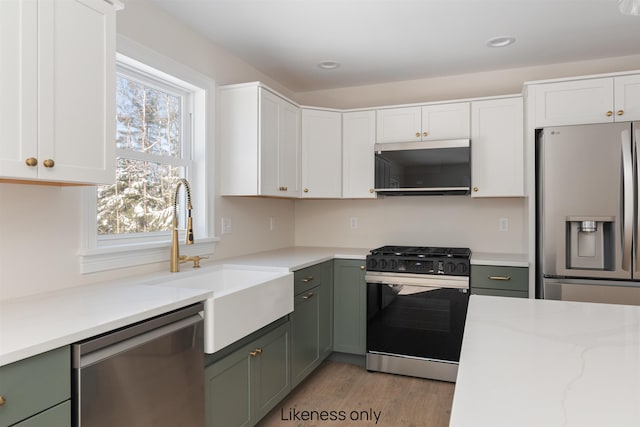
[450, 295, 640, 427]
[219, 246, 370, 271]
[0, 278, 212, 367]
[0, 246, 369, 367]
[470, 252, 528, 267]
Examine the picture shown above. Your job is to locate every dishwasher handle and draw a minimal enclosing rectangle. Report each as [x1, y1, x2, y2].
[76, 314, 202, 369]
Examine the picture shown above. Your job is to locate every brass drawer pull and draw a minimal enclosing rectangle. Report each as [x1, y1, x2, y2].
[249, 347, 263, 357]
[302, 292, 315, 300]
[488, 275, 511, 281]
[302, 276, 314, 283]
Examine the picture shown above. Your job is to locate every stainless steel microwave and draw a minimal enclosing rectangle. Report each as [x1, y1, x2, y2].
[374, 139, 470, 195]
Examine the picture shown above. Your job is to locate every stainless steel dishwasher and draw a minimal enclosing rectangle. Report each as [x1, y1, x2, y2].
[72, 303, 205, 427]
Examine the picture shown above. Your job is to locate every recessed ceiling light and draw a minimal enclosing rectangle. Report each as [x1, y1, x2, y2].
[318, 60, 340, 70]
[486, 36, 516, 48]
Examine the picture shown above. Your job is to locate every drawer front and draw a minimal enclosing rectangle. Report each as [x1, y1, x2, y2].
[0, 346, 70, 426]
[13, 401, 71, 427]
[294, 262, 329, 295]
[471, 288, 529, 299]
[471, 265, 528, 291]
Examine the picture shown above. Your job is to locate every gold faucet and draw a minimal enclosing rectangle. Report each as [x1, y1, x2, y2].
[170, 178, 206, 272]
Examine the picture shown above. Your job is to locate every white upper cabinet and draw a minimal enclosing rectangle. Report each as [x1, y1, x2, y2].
[342, 111, 376, 198]
[531, 74, 640, 128]
[0, 0, 117, 184]
[300, 109, 342, 198]
[376, 107, 422, 143]
[421, 103, 471, 141]
[471, 97, 524, 197]
[220, 84, 300, 197]
[376, 103, 470, 144]
[614, 74, 640, 122]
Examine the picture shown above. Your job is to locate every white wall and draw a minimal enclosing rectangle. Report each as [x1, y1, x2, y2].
[296, 54, 640, 109]
[294, 197, 527, 254]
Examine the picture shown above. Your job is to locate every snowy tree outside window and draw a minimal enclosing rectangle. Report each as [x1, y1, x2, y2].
[97, 68, 193, 236]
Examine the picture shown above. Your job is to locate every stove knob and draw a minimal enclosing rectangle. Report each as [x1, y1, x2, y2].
[445, 262, 456, 274]
[367, 259, 377, 270]
[380, 259, 387, 270]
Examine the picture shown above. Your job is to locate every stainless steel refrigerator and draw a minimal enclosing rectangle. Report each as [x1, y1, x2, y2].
[537, 121, 640, 305]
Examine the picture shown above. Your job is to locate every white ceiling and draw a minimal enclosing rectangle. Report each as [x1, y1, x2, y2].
[150, 0, 640, 92]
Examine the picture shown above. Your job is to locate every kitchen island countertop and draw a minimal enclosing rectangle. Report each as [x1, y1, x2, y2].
[450, 295, 640, 427]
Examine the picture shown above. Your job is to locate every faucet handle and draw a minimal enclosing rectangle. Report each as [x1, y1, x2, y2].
[179, 255, 208, 268]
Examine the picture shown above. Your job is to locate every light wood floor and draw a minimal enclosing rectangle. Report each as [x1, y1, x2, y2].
[256, 360, 455, 427]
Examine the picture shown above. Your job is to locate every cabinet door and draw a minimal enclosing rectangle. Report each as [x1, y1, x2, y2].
[318, 271, 333, 359]
[259, 88, 281, 196]
[279, 98, 300, 197]
[333, 260, 366, 355]
[421, 102, 470, 140]
[376, 107, 422, 143]
[342, 111, 376, 198]
[38, 0, 116, 184]
[0, 0, 38, 180]
[532, 78, 614, 127]
[252, 322, 291, 422]
[471, 97, 524, 197]
[205, 345, 252, 427]
[301, 109, 342, 198]
[291, 284, 320, 388]
[614, 74, 640, 122]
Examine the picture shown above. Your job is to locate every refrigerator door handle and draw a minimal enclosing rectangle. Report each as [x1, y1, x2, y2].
[622, 129, 633, 272]
[635, 123, 640, 275]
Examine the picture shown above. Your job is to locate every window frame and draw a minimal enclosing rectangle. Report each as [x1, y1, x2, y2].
[80, 36, 217, 274]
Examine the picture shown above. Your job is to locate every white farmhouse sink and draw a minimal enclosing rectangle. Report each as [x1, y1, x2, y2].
[155, 264, 293, 353]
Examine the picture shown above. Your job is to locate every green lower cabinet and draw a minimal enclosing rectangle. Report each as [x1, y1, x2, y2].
[0, 346, 70, 427]
[471, 265, 529, 298]
[333, 259, 366, 355]
[205, 321, 291, 427]
[13, 401, 71, 427]
[291, 261, 333, 388]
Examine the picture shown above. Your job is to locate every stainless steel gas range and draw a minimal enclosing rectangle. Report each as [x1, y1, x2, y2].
[365, 245, 471, 382]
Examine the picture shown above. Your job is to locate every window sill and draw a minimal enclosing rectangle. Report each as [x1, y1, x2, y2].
[79, 237, 219, 274]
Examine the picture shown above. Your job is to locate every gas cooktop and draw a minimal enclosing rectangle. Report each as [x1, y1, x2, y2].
[366, 245, 471, 276]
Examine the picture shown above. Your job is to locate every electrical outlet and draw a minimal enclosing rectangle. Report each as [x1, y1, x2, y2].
[350, 217, 358, 229]
[221, 217, 232, 234]
[499, 217, 509, 232]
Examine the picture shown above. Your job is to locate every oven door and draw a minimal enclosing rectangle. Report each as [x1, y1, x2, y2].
[366, 275, 469, 363]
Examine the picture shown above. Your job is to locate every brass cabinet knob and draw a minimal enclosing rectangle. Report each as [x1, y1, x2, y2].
[415, 132, 420, 137]
[607, 111, 613, 117]
[304, 188, 309, 193]
[25, 157, 38, 167]
[473, 187, 479, 192]
[423, 131, 428, 137]
[0, 395, 5, 406]
[618, 109, 625, 116]
[43, 159, 55, 168]
[369, 188, 374, 193]
[360, 265, 365, 270]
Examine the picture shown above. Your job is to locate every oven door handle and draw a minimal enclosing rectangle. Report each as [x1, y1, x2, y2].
[365, 272, 469, 290]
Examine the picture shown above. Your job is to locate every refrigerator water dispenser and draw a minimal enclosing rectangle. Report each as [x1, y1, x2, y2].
[565, 217, 614, 270]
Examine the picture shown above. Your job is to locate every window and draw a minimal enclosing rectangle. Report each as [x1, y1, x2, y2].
[81, 39, 216, 273]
